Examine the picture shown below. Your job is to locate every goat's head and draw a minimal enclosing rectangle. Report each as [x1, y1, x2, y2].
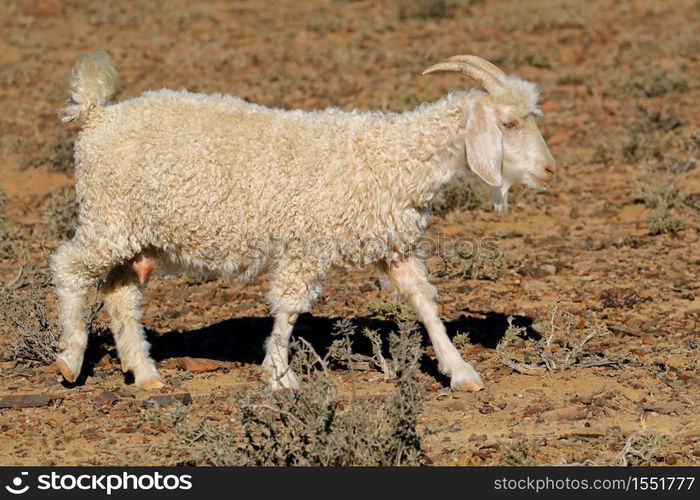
[423, 55, 556, 212]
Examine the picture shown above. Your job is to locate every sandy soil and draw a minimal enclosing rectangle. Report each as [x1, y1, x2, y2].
[0, 0, 698, 466]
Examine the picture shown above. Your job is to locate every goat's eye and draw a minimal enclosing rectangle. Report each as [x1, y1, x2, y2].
[503, 121, 517, 129]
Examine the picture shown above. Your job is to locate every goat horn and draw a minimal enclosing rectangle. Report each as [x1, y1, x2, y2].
[421, 61, 504, 94]
[446, 55, 507, 81]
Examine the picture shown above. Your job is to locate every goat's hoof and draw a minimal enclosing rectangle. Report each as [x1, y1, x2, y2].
[450, 364, 484, 392]
[451, 378, 484, 392]
[55, 357, 78, 383]
[137, 377, 165, 390]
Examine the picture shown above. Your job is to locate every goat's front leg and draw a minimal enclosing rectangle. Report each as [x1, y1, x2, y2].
[262, 309, 300, 391]
[263, 259, 324, 391]
[383, 256, 484, 391]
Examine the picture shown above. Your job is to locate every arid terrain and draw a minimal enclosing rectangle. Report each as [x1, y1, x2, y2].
[0, 0, 698, 466]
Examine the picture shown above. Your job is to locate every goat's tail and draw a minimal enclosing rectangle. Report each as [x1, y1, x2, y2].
[59, 51, 117, 123]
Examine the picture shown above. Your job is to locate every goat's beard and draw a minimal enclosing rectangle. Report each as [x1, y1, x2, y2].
[491, 183, 511, 213]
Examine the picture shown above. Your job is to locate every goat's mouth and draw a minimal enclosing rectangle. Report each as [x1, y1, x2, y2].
[528, 172, 550, 187]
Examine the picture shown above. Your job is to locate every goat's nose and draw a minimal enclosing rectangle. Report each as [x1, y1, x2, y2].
[544, 164, 555, 178]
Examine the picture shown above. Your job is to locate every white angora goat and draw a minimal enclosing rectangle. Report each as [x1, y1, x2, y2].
[52, 52, 555, 391]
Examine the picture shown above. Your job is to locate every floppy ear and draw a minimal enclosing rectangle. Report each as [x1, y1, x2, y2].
[465, 99, 503, 187]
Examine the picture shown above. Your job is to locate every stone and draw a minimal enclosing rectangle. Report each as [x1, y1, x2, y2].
[0, 393, 64, 408]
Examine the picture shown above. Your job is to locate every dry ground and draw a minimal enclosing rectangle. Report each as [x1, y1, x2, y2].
[0, 0, 698, 465]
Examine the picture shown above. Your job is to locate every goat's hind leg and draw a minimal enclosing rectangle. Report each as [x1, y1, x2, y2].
[103, 264, 163, 389]
[382, 256, 483, 391]
[51, 240, 110, 383]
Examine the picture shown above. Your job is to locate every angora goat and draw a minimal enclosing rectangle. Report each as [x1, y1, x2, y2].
[52, 52, 555, 391]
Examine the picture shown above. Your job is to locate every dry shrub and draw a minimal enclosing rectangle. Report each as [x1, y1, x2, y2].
[0, 188, 6, 229]
[647, 205, 684, 235]
[600, 287, 650, 309]
[0, 189, 8, 258]
[433, 247, 521, 281]
[589, 141, 615, 165]
[0, 189, 30, 262]
[327, 318, 394, 377]
[366, 300, 415, 322]
[639, 134, 698, 235]
[178, 322, 424, 466]
[21, 128, 74, 173]
[0, 287, 59, 364]
[616, 430, 666, 466]
[397, 0, 453, 20]
[431, 175, 490, 216]
[496, 300, 617, 375]
[42, 186, 78, 242]
[603, 64, 687, 98]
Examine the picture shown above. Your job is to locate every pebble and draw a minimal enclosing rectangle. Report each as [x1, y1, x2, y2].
[93, 390, 118, 406]
[146, 393, 193, 406]
[522, 279, 546, 292]
[165, 357, 220, 373]
[540, 406, 588, 421]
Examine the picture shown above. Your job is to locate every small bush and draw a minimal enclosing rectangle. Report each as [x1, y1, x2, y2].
[42, 186, 78, 242]
[0, 188, 6, 223]
[647, 205, 684, 235]
[617, 431, 666, 466]
[366, 300, 415, 322]
[606, 65, 687, 98]
[397, 0, 452, 20]
[0, 189, 30, 262]
[496, 300, 615, 375]
[327, 318, 394, 377]
[0, 287, 59, 364]
[636, 132, 697, 235]
[178, 322, 424, 466]
[21, 128, 74, 173]
[432, 175, 490, 216]
[557, 74, 584, 86]
[600, 287, 649, 309]
[590, 141, 615, 165]
[0, 188, 7, 254]
[433, 248, 521, 281]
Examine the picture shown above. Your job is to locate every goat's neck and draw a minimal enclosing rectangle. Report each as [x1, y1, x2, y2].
[386, 92, 470, 209]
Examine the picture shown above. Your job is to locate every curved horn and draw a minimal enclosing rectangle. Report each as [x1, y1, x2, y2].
[421, 61, 504, 94]
[447, 55, 507, 81]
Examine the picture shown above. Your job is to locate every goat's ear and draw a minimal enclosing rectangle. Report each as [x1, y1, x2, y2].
[465, 99, 503, 187]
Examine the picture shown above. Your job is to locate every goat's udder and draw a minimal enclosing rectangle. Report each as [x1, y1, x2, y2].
[131, 253, 155, 285]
